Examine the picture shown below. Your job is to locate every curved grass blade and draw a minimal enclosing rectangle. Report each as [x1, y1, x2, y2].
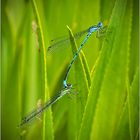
[31, 0, 54, 139]
[115, 67, 139, 140]
[78, 0, 131, 139]
[66, 26, 89, 139]
[114, 96, 131, 140]
[128, 68, 139, 140]
[128, 0, 139, 84]
[80, 51, 91, 87]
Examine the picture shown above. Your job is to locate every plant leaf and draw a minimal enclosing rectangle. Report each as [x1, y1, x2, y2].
[32, 0, 54, 139]
[66, 26, 89, 139]
[78, 0, 133, 139]
[81, 51, 91, 87]
[128, 68, 139, 140]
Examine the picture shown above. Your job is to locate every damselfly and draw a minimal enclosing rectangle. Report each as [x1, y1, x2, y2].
[18, 84, 72, 127]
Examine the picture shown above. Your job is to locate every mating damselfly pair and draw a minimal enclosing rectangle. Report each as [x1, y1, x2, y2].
[18, 22, 107, 127]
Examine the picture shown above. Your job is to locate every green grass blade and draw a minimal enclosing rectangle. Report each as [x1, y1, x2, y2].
[81, 52, 91, 87]
[66, 26, 89, 139]
[2, 2, 36, 139]
[100, 0, 116, 21]
[115, 98, 131, 140]
[128, 0, 139, 83]
[116, 67, 139, 140]
[91, 0, 133, 138]
[128, 68, 139, 140]
[78, 0, 132, 139]
[32, 0, 54, 139]
[92, 1, 132, 139]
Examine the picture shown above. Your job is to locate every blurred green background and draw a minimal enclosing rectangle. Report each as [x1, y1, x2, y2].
[1, 0, 139, 140]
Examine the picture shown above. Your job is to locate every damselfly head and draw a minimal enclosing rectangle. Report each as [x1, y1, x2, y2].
[97, 22, 103, 28]
[89, 22, 103, 33]
[67, 83, 72, 88]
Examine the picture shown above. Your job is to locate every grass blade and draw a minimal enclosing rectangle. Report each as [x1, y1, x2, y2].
[32, 0, 54, 139]
[81, 52, 91, 87]
[66, 26, 89, 139]
[78, 0, 132, 139]
[128, 68, 139, 140]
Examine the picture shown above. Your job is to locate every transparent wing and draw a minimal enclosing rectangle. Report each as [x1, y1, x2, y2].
[47, 28, 89, 54]
[18, 85, 73, 127]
